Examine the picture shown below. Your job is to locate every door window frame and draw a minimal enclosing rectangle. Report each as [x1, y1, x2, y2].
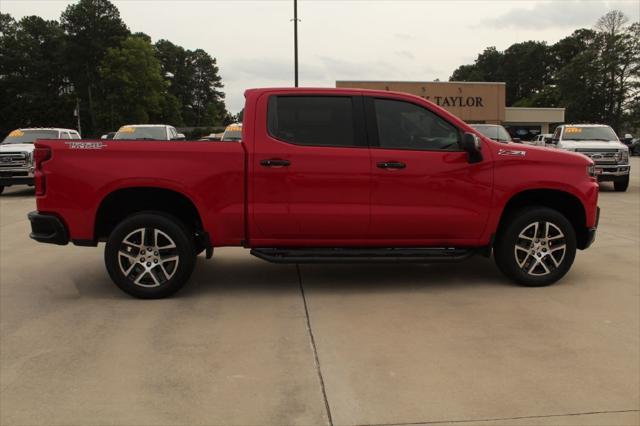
[266, 94, 368, 149]
[364, 96, 464, 152]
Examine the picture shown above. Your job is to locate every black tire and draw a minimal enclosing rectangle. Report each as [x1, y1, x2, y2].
[0, 185, 4, 195]
[614, 176, 629, 192]
[494, 207, 576, 287]
[105, 212, 196, 299]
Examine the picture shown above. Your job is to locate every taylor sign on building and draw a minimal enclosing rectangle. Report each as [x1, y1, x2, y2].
[336, 81, 507, 123]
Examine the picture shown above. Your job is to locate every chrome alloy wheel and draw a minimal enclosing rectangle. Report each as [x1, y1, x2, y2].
[514, 221, 567, 277]
[117, 228, 180, 287]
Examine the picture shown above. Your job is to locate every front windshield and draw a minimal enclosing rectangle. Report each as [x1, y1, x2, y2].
[222, 130, 242, 141]
[114, 126, 167, 140]
[2, 130, 58, 144]
[471, 125, 512, 142]
[562, 126, 618, 141]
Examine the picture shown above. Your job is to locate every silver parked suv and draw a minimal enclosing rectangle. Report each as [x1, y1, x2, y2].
[0, 128, 81, 194]
[548, 124, 630, 192]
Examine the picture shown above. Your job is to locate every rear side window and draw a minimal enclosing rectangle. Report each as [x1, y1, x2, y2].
[268, 96, 358, 147]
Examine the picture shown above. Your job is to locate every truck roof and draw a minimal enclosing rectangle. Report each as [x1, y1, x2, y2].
[560, 124, 611, 128]
[244, 87, 425, 98]
[17, 128, 79, 132]
[120, 124, 172, 128]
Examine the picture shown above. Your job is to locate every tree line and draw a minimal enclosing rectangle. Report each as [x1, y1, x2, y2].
[450, 11, 639, 133]
[0, 0, 235, 138]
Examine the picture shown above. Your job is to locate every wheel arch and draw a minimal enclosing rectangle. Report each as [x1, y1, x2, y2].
[94, 187, 209, 247]
[497, 189, 590, 250]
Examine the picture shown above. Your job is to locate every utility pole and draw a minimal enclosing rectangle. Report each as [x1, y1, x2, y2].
[75, 98, 82, 136]
[293, 0, 299, 87]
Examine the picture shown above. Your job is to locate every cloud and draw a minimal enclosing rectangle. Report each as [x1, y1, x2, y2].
[394, 32, 417, 40]
[395, 50, 415, 60]
[480, 0, 638, 29]
[224, 57, 326, 82]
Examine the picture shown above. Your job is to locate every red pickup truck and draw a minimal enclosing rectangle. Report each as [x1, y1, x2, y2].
[28, 88, 599, 298]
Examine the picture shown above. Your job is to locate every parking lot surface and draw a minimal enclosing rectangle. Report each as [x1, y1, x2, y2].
[1, 159, 639, 426]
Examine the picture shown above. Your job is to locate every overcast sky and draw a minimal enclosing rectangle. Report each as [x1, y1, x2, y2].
[2, 0, 639, 113]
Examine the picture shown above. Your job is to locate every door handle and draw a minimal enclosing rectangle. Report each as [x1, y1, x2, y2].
[260, 158, 291, 167]
[377, 161, 406, 170]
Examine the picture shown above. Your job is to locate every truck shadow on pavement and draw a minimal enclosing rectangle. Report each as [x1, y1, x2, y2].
[0, 187, 35, 197]
[72, 253, 511, 300]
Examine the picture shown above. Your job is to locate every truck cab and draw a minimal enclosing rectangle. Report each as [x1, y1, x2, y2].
[549, 124, 630, 191]
[0, 128, 80, 194]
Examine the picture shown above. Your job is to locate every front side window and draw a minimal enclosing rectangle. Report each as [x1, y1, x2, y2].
[268, 96, 357, 147]
[471, 124, 512, 142]
[373, 98, 460, 151]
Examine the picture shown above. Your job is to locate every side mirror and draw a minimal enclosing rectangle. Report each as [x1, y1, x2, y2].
[461, 132, 483, 164]
[174, 133, 186, 141]
[512, 137, 521, 143]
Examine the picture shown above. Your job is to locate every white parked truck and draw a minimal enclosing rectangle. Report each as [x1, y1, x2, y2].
[113, 124, 185, 141]
[0, 128, 81, 194]
[548, 124, 630, 191]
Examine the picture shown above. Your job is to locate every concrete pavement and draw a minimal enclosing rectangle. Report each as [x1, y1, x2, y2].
[1, 159, 639, 425]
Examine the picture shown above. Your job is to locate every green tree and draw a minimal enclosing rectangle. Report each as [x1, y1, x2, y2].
[502, 41, 552, 105]
[98, 36, 168, 129]
[61, 0, 129, 135]
[155, 40, 228, 127]
[0, 15, 75, 137]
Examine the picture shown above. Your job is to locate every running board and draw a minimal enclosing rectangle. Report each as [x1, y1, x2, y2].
[250, 247, 476, 264]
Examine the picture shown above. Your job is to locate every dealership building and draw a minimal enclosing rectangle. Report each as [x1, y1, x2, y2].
[335, 81, 565, 140]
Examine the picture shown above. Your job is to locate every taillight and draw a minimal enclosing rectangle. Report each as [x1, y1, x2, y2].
[33, 146, 51, 196]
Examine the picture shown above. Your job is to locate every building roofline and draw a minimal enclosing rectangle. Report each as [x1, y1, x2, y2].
[505, 107, 566, 111]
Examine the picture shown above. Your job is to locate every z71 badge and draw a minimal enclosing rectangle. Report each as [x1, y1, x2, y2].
[498, 149, 526, 157]
[65, 142, 106, 150]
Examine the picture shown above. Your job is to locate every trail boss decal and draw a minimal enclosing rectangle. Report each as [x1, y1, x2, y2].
[498, 149, 526, 157]
[65, 142, 106, 150]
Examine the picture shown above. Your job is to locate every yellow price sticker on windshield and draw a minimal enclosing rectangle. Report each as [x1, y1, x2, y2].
[8, 129, 24, 137]
[565, 127, 582, 133]
[119, 126, 136, 133]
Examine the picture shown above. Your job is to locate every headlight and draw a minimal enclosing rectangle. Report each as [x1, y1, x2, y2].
[619, 149, 629, 164]
[587, 164, 596, 177]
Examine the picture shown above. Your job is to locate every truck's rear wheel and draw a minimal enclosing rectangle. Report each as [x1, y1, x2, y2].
[614, 176, 629, 192]
[494, 207, 576, 287]
[105, 212, 196, 299]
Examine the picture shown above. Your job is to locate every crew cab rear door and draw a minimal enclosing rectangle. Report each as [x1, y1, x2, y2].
[365, 95, 492, 244]
[249, 92, 370, 244]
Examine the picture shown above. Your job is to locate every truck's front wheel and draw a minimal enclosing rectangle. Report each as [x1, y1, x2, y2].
[105, 212, 196, 299]
[494, 207, 576, 287]
[614, 176, 629, 192]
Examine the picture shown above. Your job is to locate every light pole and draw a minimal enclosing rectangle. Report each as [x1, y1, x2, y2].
[293, 0, 299, 87]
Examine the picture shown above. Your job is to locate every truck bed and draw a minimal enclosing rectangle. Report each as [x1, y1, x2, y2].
[36, 140, 246, 245]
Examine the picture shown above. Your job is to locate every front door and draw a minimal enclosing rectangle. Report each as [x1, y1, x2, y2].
[250, 93, 371, 245]
[366, 96, 493, 245]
